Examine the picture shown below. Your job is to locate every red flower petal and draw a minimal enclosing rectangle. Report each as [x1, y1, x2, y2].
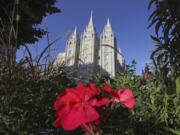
[95, 98, 110, 107]
[61, 104, 99, 130]
[54, 88, 80, 110]
[103, 83, 113, 93]
[54, 117, 61, 128]
[117, 89, 135, 109]
[103, 83, 117, 97]
[87, 83, 101, 95]
[89, 98, 110, 107]
[54, 105, 71, 128]
[76, 82, 94, 101]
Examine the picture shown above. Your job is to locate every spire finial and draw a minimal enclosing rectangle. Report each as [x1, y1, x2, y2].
[71, 26, 77, 38]
[119, 47, 122, 53]
[74, 26, 77, 34]
[88, 10, 93, 26]
[107, 17, 111, 27]
[91, 10, 93, 18]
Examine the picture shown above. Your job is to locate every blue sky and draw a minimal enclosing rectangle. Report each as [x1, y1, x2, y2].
[17, 0, 155, 75]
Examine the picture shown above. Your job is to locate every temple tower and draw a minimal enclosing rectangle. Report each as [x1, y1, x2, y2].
[65, 27, 80, 67]
[79, 11, 99, 75]
[99, 18, 116, 77]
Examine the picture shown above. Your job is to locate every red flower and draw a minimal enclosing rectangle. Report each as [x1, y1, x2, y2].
[54, 83, 109, 130]
[103, 83, 135, 109]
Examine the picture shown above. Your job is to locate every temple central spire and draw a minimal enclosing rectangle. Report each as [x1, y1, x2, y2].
[107, 18, 111, 27]
[88, 10, 94, 27]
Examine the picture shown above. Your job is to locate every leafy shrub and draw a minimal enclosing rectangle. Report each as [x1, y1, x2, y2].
[103, 62, 180, 135]
[0, 64, 73, 134]
[0, 58, 179, 135]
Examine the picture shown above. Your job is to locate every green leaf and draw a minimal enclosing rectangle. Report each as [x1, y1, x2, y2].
[175, 77, 180, 95]
[169, 128, 180, 135]
[155, 20, 162, 37]
[148, 0, 156, 10]
[150, 35, 161, 43]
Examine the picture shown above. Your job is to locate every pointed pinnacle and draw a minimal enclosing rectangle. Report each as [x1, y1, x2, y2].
[74, 26, 77, 35]
[119, 47, 122, 53]
[107, 18, 111, 27]
[88, 10, 93, 26]
[91, 10, 93, 18]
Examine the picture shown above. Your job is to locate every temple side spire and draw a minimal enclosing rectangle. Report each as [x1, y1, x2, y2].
[105, 18, 112, 31]
[73, 26, 77, 36]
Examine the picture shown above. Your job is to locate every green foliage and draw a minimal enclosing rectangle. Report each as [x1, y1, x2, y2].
[0, 60, 179, 135]
[0, 1, 180, 134]
[146, 2, 180, 134]
[148, 0, 180, 91]
[0, 64, 74, 134]
[175, 77, 180, 95]
[169, 128, 180, 135]
[0, 0, 60, 47]
[113, 60, 141, 90]
[92, 61, 180, 135]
